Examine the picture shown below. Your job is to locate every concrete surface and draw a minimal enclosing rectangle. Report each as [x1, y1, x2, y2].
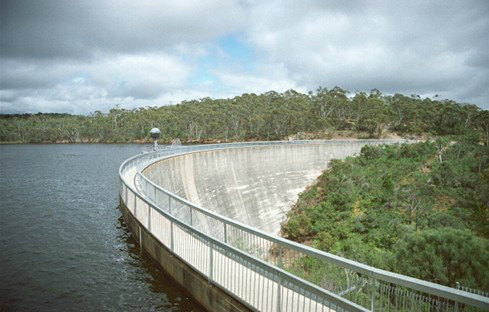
[143, 140, 404, 235]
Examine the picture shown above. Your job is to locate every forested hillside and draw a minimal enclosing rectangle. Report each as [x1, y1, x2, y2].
[1, 87, 488, 143]
[282, 135, 489, 291]
[3, 87, 488, 290]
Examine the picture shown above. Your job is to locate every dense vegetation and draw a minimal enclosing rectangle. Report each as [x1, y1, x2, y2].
[1, 87, 488, 144]
[282, 135, 489, 291]
[3, 87, 488, 295]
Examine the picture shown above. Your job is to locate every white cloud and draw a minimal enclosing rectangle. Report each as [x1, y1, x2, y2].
[213, 63, 304, 95]
[1, 0, 488, 113]
[0, 52, 193, 113]
[89, 53, 191, 99]
[245, 0, 489, 105]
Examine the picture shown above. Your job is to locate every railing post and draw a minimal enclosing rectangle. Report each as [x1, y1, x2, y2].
[169, 196, 172, 215]
[224, 222, 228, 243]
[148, 204, 152, 232]
[276, 273, 282, 312]
[134, 193, 137, 218]
[455, 282, 460, 312]
[138, 225, 142, 252]
[189, 206, 193, 226]
[170, 221, 174, 252]
[278, 243, 283, 268]
[209, 242, 213, 281]
[371, 279, 376, 311]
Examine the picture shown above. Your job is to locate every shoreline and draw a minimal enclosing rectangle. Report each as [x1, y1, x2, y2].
[0, 130, 423, 145]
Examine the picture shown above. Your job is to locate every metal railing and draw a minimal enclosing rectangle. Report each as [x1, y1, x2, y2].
[119, 140, 489, 312]
[457, 284, 489, 299]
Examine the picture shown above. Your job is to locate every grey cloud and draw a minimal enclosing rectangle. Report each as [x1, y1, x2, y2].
[1, 1, 95, 59]
[1, 0, 488, 113]
[0, 0, 246, 108]
[0, 58, 74, 90]
[247, 0, 489, 107]
[1, 0, 246, 59]
[466, 50, 489, 68]
[107, 82, 167, 100]
[0, 90, 19, 103]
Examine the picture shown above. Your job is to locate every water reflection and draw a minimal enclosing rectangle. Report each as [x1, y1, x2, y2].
[117, 216, 204, 312]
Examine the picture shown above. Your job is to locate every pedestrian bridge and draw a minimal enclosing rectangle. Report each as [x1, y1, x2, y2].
[119, 140, 488, 312]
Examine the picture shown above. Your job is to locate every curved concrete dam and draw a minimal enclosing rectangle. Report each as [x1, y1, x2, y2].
[143, 140, 403, 235]
[121, 140, 488, 312]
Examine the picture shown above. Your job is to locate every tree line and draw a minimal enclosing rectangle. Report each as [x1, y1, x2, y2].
[1, 87, 488, 144]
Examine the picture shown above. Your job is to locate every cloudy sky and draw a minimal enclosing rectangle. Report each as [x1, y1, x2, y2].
[1, 0, 488, 114]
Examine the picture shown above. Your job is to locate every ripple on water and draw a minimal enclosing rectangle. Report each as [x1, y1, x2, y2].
[0, 144, 204, 311]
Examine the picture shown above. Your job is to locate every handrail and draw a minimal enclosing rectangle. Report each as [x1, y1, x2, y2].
[120, 140, 489, 311]
[119, 140, 384, 311]
[123, 172, 368, 311]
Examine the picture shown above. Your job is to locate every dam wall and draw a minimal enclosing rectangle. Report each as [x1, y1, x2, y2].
[119, 140, 487, 312]
[143, 140, 401, 235]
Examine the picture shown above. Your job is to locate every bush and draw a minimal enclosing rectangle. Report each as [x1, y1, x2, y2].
[392, 228, 489, 291]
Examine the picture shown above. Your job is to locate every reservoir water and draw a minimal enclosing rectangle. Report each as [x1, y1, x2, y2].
[0, 144, 203, 311]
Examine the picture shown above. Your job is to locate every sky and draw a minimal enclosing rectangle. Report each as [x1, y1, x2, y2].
[1, 0, 488, 114]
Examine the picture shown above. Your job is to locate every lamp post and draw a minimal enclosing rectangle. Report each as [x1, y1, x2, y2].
[149, 128, 161, 151]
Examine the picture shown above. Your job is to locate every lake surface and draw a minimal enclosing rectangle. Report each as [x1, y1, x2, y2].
[0, 144, 203, 311]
